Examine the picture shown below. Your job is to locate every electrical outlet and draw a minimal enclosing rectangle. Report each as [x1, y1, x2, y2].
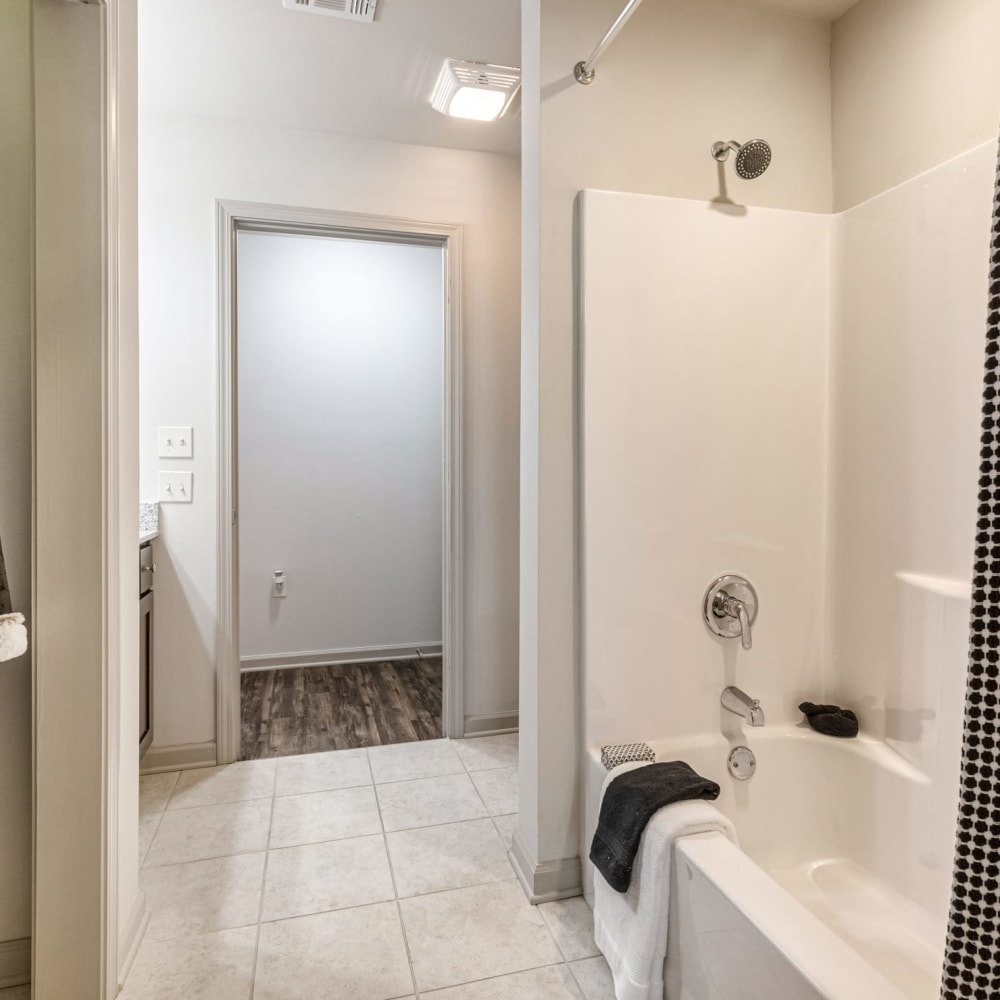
[158, 426, 193, 458]
[158, 471, 193, 503]
[272, 571, 287, 598]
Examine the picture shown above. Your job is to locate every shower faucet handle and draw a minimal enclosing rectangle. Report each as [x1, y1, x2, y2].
[703, 574, 759, 651]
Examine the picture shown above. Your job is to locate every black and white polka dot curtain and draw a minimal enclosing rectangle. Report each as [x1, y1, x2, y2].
[940, 145, 1000, 1000]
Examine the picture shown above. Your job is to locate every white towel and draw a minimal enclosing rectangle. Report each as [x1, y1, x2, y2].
[592, 762, 737, 1000]
[0, 613, 28, 662]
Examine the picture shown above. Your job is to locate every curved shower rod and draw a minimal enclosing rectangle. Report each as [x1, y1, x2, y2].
[574, 0, 646, 85]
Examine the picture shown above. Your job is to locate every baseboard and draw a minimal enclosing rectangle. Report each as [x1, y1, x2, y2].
[463, 711, 519, 737]
[240, 642, 443, 672]
[117, 890, 149, 987]
[140, 740, 217, 774]
[509, 832, 582, 904]
[0, 936, 31, 988]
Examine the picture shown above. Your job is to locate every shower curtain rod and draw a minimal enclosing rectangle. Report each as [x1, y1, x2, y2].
[574, 0, 646, 85]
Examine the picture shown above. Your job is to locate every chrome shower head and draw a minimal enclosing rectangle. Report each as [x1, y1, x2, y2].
[711, 139, 772, 179]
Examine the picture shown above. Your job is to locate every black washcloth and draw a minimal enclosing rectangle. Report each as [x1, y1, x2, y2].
[799, 701, 859, 738]
[589, 761, 720, 892]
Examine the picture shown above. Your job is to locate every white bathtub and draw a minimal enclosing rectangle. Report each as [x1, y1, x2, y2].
[584, 725, 957, 1000]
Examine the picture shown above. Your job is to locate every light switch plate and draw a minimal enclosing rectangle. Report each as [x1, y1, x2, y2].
[158, 425, 193, 458]
[158, 471, 193, 503]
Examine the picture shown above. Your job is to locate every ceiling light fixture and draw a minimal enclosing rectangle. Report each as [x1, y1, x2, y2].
[431, 59, 521, 122]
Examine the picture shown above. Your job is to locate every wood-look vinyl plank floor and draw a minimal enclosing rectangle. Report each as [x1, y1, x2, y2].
[239, 658, 443, 760]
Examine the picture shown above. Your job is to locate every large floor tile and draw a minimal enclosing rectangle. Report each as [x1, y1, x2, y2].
[139, 771, 179, 816]
[167, 759, 275, 810]
[269, 785, 381, 848]
[568, 956, 616, 1000]
[387, 818, 513, 898]
[140, 852, 265, 941]
[491, 813, 518, 845]
[254, 902, 413, 1000]
[368, 738, 464, 784]
[452, 734, 518, 772]
[119, 926, 256, 1000]
[377, 773, 487, 832]
[400, 880, 563, 992]
[145, 799, 271, 867]
[539, 898, 599, 961]
[275, 747, 371, 796]
[422, 965, 581, 999]
[470, 767, 518, 816]
[263, 834, 394, 921]
[138, 814, 161, 867]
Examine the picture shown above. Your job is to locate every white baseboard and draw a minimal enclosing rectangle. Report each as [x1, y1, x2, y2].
[117, 890, 149, 987]
[0, 936, 30, 988]
[140, 740, 217, 774]
[240, 642, 443, 672]
[463, 711, 519, 737]
[509, 832, 582, 904]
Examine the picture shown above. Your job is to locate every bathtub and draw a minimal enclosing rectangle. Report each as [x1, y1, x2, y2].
[584, 725, 957, 1000]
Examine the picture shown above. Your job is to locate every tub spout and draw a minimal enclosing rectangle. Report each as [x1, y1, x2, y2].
[721, 686, 765, 727]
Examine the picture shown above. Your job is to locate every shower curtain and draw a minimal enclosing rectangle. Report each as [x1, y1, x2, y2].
[940, 145, 1000, 1000]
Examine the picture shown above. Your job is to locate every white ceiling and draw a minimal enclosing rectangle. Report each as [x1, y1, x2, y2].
[739, 0, 860, 18]
[139, 0, 861, 158]
[138, 0, 522, 156]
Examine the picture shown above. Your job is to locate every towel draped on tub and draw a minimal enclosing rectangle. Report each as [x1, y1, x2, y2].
[592, 761, 738, 1000]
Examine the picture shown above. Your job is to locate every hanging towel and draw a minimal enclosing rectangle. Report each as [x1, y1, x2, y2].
[0, 535, 11, 616]
[592, 761, 737, 1000]
[0, 613, 27, 662]
[590, 760, 721, 892]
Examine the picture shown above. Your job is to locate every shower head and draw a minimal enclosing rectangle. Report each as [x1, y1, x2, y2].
[711, 139, 772, 180]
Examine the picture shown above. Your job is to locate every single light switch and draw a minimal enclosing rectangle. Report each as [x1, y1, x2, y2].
[158, 425, 193, 458]
[158, 471, 193, 503]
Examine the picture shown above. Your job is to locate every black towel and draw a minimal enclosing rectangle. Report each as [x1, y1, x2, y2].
[0, 535, 11, 616]
[589, 761, 721, 892]
[799, 701, 859, 738]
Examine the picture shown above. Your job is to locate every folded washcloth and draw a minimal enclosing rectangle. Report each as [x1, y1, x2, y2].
[600, 742, 655, 770]
[799, 701, 859, 738]
[592, 761, 737, 1000]
[0, 613, 28, 663]
[590, 760, 721, 892]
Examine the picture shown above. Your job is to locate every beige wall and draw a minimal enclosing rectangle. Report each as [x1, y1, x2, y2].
[832, 0, 1000, 210]
[0, 0, 34, 950]
[518, 0, 834, 890]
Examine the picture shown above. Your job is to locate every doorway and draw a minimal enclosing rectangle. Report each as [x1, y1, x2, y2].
[215, 203, 465, 765]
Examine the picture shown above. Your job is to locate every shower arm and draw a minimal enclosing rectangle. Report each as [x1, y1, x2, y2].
[574, 0, 646, 85]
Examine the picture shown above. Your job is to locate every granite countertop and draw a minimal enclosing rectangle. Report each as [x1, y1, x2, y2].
[140, 502, 159, 544]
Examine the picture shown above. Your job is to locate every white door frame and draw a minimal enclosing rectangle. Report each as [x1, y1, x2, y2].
[33, 0, 138, 995]
[215, 200, 465, 763]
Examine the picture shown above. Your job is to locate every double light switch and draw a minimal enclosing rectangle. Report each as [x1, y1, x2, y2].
[158, 426, 194, 503]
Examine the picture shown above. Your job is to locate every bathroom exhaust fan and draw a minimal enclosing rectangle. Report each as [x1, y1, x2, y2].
[281, 0, 377, 23]
[431, 60, 521, 122]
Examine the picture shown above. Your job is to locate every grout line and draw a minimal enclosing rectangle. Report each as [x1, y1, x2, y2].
[369, 750, 423, 1000]
[247, 762, 279, 998]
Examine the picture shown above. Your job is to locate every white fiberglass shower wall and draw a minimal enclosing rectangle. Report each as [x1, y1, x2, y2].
[578, 142, 996, 997]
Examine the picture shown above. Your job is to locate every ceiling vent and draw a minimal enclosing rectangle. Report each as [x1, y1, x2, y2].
[281, 0, 378, 23]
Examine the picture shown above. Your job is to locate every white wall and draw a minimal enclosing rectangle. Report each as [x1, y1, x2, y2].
[0, 0, 34, 950]
[237, 232, 444, 661]
[580, 192, 831, 749]
[139, 113, 521, 748]
[518, 0, 835, 894]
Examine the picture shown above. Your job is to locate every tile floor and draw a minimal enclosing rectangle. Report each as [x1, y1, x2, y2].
[129, 735, 615, 1000]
